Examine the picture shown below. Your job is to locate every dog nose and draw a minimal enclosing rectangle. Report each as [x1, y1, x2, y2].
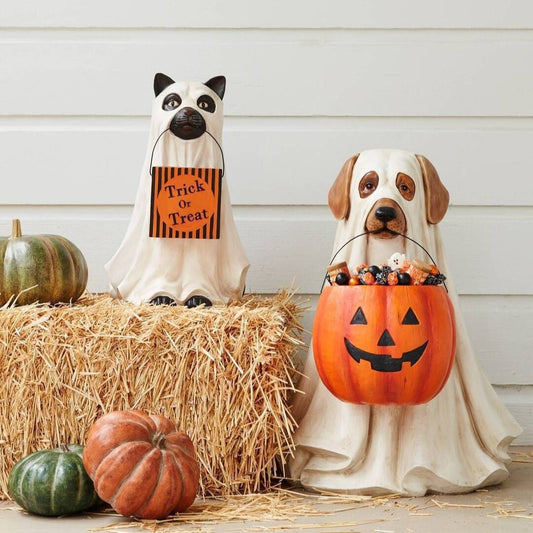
[375, 206, 397, 222]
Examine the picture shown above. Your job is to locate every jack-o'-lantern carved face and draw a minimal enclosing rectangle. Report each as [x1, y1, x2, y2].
[313, 285, 456, 405]
[344, 305, 428, 372]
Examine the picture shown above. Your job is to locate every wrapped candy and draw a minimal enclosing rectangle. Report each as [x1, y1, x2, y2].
[326, 253, 446, 287]
[387, 252, 409, 271]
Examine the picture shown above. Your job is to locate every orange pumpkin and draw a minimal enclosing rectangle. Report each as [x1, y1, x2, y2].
[83, 410, 199, 519]
[313, 285, 456, 405]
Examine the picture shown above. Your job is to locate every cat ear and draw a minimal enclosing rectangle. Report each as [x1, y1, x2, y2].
[204, 76, 226, 100]
[154, 73, 175, 97]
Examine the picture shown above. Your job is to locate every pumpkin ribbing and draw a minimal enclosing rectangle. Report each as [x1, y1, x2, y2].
[0, 219, 88, 306]
[83, 410, 200, 519]
[8, 444, 100, 516]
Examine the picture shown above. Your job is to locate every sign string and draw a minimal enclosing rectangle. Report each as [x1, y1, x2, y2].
[149, 128, 225, 177]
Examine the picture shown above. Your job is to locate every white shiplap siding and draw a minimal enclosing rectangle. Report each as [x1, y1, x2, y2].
[1, 1, 532, 442]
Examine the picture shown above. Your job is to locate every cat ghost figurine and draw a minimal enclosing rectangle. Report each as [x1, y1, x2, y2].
[106, 74, 249, 307]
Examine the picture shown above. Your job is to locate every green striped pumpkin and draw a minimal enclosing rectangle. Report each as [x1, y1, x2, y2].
[8, 444, 101, 516]
[0, 219, 88, 306]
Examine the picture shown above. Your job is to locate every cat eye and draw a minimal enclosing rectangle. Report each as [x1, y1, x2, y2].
[163, 93, 182, 111]
[197, 95, 216, 113]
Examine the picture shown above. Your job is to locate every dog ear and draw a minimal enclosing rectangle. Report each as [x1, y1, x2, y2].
[328, 154, 359, 220]
[205, 76, 226, 100]
[415, 154, 450, 224]
[154, 73, 175, 97]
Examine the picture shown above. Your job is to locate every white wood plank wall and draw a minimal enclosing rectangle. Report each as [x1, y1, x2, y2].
[1, 1, 532, 443]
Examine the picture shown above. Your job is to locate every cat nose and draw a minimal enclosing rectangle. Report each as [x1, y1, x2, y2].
[170, 107, 206, 140]
[181, 107, 197, 117]
[375, 206, 397, 222]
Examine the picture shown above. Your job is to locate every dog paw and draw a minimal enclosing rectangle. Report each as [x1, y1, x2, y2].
[184, 296, 212, 308]
[150, 295, 177, 306]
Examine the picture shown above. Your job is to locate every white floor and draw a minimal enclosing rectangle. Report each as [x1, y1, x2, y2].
[1, 447, 532, 533]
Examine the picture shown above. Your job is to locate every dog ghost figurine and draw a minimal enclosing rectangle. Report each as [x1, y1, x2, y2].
[289, 149, 521, 495]
[106, 74, 249, 307]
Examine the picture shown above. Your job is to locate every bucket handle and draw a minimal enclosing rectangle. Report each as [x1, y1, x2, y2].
[322, 230, 448, 292]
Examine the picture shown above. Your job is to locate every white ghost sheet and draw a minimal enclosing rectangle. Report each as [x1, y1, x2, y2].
[105, 77, 249, 305]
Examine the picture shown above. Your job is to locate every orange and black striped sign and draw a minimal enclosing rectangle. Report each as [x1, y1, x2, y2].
[150, 167, 222, 239]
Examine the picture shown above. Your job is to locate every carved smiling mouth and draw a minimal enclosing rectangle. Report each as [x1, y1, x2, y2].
[344, 338, 428, 372]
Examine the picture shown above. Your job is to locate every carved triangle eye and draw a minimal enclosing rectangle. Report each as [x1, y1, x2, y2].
[351, 307, 367, 325]
[402, 307, 419, 325]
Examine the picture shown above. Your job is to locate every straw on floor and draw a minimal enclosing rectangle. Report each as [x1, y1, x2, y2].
[0, 292, 304, 499]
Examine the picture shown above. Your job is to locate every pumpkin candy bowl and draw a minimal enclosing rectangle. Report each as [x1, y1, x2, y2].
[313, 284, 456, 405]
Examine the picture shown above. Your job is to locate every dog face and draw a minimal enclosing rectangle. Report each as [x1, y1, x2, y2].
[328, 149, 449, 238]
[153, 73, 226, 140]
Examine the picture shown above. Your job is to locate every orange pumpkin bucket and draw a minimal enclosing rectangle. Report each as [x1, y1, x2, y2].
[313, 233, 457, 406]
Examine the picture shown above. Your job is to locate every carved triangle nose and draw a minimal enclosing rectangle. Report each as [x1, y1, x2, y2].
[377, 329, 395, 346]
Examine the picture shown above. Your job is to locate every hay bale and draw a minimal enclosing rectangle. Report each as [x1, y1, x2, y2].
[0, 292, 304, 499]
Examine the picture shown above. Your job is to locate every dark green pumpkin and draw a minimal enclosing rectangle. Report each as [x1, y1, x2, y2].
[8, 444, 100, 516]
[0, 219, 88, 306]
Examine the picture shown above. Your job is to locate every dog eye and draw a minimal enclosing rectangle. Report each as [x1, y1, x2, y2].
[197, 95, 216, 113]
[163, 93, 182, 111]
[396, 173, 415, 201]
[359, 171, 379, 198]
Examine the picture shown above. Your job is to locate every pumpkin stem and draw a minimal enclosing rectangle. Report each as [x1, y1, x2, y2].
[152, 432, 167, 449]
[59, 444, 70, 452]
[11, 219, 22, 239]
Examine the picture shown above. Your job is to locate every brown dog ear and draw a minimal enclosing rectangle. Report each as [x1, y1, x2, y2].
[328, 154, 359, 220]
[415, 154, 450, 224]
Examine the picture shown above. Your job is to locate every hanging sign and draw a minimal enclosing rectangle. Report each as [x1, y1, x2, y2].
[150, 167, 222, 239]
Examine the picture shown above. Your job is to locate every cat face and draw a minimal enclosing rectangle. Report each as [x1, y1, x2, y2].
[152, 74, 226, 140]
